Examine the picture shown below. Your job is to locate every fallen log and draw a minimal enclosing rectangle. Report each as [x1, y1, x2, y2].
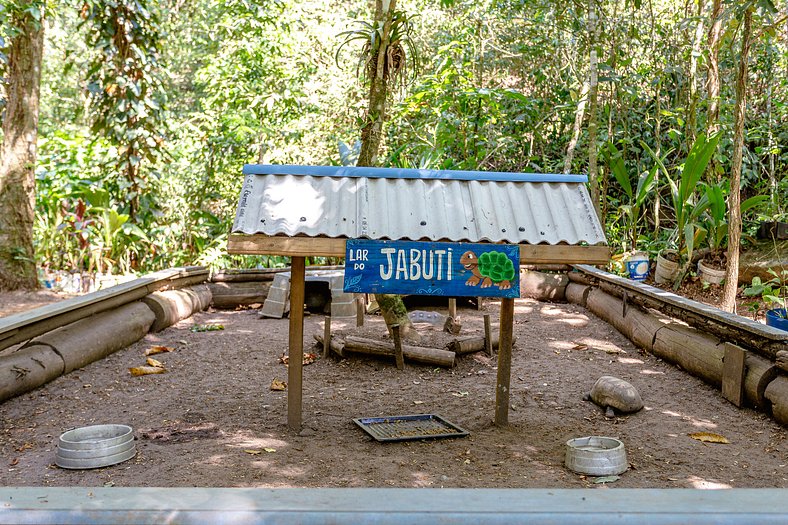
[210, 269, 284, 282]
[343, 335, 455, 368]
[765, 376, 788, 427]
[652, 323, 724, 388]
[627, 307, 672, 352]
[565, 283, 591, 307]
[313, 333, 345, 358]
[143, 285, 212, 332]
[208, 281, 271, 308]
[447, 333, 517, 355]
[519, 271, 569, 301]
[29, 302, 155, 374]
[586, 288, 633, 340]
[744, 354, 780, 410]
[777, 351, 788, 373]
[594, 279, 786, 359]
[0, 345, 64, 403]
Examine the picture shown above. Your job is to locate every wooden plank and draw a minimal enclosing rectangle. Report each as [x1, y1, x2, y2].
[227, 234, 610, 265]
[322, 317, 331, 359]
[287, 257, 306, 431]
[722, 343, 747, 408]
[483, 314, 493, 356]
[356, 296, 364, 327]
[392, 324, 405, 370]
[495, 298, 515, 426]
[448, 298, 457, 319]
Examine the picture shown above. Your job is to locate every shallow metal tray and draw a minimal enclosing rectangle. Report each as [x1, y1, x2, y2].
[353, 414, 469, 442]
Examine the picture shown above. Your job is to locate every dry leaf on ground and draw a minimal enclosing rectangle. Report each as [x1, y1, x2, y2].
[279, 352, 317, 366]
[146, 357, 164, 368]
[130, 366, 167, 376]
[688, 432, 730, 444]
[145, 345, 174, 356]
[270, 378, 287, 391]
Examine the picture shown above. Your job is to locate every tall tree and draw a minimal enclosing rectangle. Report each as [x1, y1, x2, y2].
[586, 0, 601, 220]
[81, 0, 167, 223]
[0, 2, 45, 290]
[721, 5, 753, 313]
[350, 0, 418, 340]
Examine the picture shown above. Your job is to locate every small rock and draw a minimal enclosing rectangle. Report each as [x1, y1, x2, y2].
[299, 428, 317, 437]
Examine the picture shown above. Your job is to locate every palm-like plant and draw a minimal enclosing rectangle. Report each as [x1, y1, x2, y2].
[335, 10, 418, 89]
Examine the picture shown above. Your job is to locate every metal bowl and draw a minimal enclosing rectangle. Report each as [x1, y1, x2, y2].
[565, 436, 627, 476]
[56, 424, 136, 469]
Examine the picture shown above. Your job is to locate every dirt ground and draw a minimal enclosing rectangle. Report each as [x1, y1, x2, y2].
[0, 290, 785, 489]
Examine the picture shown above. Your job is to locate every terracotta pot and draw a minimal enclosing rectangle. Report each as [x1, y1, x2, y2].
[654, 251, 679, 285]
[698, 260, 725, 285]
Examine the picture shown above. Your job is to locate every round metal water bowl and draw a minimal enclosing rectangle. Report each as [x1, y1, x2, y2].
[56, 424, 136, 469]
[565, 436, 627, 476]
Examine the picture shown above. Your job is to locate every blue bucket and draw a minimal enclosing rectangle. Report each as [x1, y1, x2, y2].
[626, 253, 650, 281]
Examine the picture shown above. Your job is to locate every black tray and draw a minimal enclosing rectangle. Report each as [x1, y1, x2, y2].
[353, 414, 469, 442]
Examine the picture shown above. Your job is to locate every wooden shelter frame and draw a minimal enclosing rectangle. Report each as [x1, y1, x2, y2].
[228, 168, 609, 431]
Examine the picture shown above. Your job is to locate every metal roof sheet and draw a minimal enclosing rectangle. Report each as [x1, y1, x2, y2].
[232, 165, 607, 246]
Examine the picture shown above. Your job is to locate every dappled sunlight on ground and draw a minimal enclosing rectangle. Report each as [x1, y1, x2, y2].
[687, 476, 732, 489]
[660, 410, 718, 429]
[617, 356, 645, 365]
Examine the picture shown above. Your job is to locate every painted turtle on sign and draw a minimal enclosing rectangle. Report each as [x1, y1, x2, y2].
[460, 250, 516, 290]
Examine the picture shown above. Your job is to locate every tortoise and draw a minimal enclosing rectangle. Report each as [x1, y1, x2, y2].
[583, 376, 644, 418]
[460, 250, 515, 290]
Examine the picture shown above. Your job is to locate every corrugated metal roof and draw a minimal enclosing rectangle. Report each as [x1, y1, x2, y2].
[232, 165, 607, 246]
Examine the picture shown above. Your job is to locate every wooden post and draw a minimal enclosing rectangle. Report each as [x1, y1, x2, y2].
[356, 295, 365, 327]
[483, 314, 493, 356]
[392, 323, 405, 370]
[495, 298, 515, 426]
[722, 342, 747, 407]
[287, 256, 306, 431]
[322, 316, 331, 359]
[448, 298, 457, 319]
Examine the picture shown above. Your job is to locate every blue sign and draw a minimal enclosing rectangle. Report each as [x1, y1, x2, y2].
[343, 239, 520, 298]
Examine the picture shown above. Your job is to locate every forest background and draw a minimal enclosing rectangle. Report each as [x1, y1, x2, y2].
[0, 0, 786, 312]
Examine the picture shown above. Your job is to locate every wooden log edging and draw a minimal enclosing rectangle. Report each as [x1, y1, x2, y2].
[572, 264, 788, 359]
[568, 280, 788, 425]
[143, 285, 213, 332]
[0, 266, 208, 352]
[0, 302, 156, 402]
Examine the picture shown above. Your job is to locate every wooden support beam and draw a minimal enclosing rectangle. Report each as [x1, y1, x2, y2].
[392, 324, 405, 370]
[356, 296, 365, 327]
[483, 314, 493, 356]
[322, 317, 331, 359]
[448, 298, 457, 319]
[287, 256, 306, 431]
[722, 343, 747, 408]
[495, 298, 515, 426]
[227, 234, 610, 265]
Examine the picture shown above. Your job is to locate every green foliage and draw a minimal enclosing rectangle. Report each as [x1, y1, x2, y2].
[743, 269, 788, 313]
[79, 0, 167, 221]
[20, 0, 786, 279]
[644, 133, 721, 266]
[605, 141, 656, 252]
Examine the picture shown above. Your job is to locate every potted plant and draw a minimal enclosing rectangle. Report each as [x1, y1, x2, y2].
[743, 269, 788, 331]
[696, 181, 768, 285]
[643, 132, 720, 287]
[605, 142, 656, 281]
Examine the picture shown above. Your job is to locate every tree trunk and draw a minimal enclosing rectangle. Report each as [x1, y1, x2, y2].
[0, 6, 45, 291]
[705, 0, 722, 180]
[721, 8, 752, 313]
[563, 82, 589, 174]
[354, 0, 416, 340]
[586, 0, 601, 221]
[356, 0, 397, 167]
[686, 0, 704, 147]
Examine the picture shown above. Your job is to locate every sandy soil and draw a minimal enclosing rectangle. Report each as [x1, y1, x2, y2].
[0, 291, 785, 489]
